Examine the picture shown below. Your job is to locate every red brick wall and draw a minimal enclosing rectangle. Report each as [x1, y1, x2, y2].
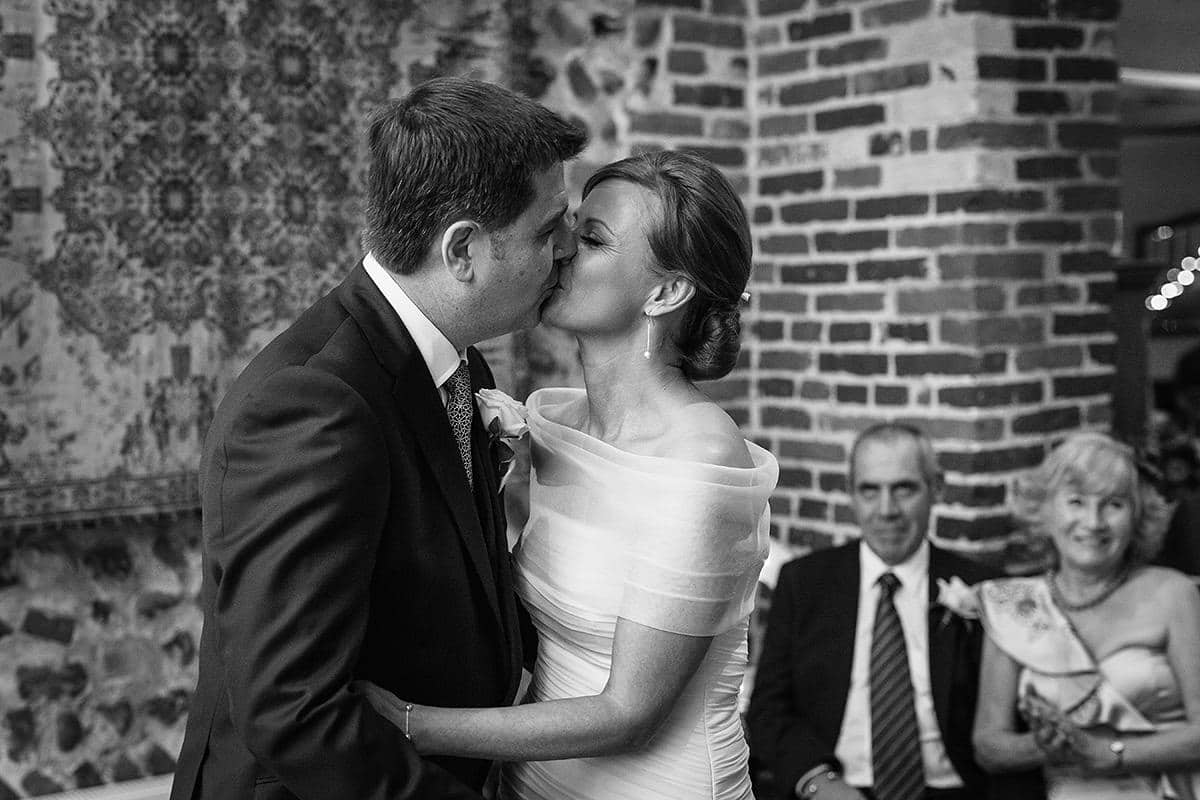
[746, 0, 1121, 555]
[542, 1, 1120, 558]
[612, 0, 758, 421]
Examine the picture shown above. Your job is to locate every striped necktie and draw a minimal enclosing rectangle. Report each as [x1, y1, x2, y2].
[443, 361, 473, 489]
[870, 571, 925, 800]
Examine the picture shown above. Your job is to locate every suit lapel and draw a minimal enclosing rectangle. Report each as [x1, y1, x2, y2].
[927, 546, 956, 740]
[828, 543, 861, 728]
[469, 400, 523, 689]
[391, 370, 503, 625]
[338, 264, 503, 632]
[467, 353, 523, 691]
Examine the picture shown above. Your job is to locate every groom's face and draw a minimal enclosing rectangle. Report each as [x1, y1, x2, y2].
[476, 165, 574, 336]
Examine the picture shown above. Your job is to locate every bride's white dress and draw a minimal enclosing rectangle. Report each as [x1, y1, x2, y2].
[500, 388, 779, 800]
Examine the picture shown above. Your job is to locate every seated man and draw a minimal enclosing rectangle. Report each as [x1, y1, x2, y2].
[748, 423, 1042, 800]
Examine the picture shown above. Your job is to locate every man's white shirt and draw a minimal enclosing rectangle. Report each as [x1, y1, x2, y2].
[834, 538, 963, 789]
[363, 251, 465, 407]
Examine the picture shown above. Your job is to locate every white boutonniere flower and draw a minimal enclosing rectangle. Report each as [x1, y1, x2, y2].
[474, 389, 529, 491]
[935, 576, 981, 628]
[475, 389, 529, 440]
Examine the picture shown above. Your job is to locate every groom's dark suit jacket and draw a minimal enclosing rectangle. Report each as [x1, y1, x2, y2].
[749, 541, 1044, 800]
[171, 263, 526, 800]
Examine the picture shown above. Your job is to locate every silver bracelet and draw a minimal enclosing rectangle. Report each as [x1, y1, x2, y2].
[403, 702, 414, 740]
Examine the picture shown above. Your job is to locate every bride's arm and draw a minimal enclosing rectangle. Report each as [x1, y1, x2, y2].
[362, 618, 712, 760]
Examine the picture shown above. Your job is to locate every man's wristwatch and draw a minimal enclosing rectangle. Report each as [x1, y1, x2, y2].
[798, 768, 842, 797]
[1109, 739, 1125, 770]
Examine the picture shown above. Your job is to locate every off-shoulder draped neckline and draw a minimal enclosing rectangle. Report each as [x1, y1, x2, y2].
[527, 387, 776, 484]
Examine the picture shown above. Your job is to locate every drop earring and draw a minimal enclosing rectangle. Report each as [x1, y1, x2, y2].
[643, 314, 652, 360]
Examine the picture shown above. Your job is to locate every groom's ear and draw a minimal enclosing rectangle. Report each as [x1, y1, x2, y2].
[441, 221, 480, 283]
[644, 276, 696, 317]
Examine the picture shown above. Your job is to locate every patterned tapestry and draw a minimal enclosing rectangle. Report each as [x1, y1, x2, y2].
[0, 0, 540, 530]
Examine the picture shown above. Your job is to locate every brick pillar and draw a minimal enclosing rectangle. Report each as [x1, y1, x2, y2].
[621, 1, 758, 426]
[501, 1, 756, 401]
[747, 0, 1121, 556]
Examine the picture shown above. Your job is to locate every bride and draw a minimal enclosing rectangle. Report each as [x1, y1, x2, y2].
[358, 150, 778, 799]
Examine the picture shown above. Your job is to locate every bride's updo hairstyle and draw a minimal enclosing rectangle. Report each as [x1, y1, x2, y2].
[581, 150, 752, 381]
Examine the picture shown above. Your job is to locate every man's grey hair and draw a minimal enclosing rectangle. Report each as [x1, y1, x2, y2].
[847, 423, 942, 490]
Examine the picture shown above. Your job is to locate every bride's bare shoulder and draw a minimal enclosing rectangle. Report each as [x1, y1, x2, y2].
[658, 402, 753, 468]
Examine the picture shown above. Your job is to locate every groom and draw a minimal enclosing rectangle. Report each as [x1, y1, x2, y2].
[170, 78, 586, 800]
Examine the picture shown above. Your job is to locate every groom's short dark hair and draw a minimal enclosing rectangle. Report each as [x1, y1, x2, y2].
[362, 77, 587, 275]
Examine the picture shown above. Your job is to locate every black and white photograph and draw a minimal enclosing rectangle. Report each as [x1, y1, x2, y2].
[0, 0, 1198, 798]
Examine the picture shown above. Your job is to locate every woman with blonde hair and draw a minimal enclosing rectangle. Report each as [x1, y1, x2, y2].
[973, 432, 1200, 799]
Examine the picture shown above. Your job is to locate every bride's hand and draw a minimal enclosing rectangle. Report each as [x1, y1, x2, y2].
[350, 680, 416, 735]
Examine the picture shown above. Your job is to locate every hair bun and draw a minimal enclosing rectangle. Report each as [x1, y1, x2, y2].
[679, 305, 741, 381]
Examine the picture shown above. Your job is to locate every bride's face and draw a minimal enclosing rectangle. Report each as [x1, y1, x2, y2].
[541, 179, 662, 335]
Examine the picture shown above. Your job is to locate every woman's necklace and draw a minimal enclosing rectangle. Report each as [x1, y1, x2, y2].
[1048, 565, 1131, 612]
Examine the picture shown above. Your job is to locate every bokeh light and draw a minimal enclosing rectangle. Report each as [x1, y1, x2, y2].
[1148, 255, 1200, 309]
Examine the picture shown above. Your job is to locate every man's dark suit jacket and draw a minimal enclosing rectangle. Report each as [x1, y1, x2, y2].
[749, 540, 1043, 800]
[170, 263, 526, 800]
[1157, 490, 1200, 576]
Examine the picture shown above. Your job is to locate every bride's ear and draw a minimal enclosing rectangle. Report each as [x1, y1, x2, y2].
[644, 276, 696, 317]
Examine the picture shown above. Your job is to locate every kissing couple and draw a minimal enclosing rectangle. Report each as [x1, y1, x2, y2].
[170, 77, 778, 800]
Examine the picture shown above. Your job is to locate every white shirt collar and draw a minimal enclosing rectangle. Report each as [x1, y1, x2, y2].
[362, 251, 464, 387]
[859, 537, 930, 595]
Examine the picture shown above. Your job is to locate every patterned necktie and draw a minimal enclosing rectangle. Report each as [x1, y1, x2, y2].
[443, 361, 473, 489]
[870, 572, 925, 800]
